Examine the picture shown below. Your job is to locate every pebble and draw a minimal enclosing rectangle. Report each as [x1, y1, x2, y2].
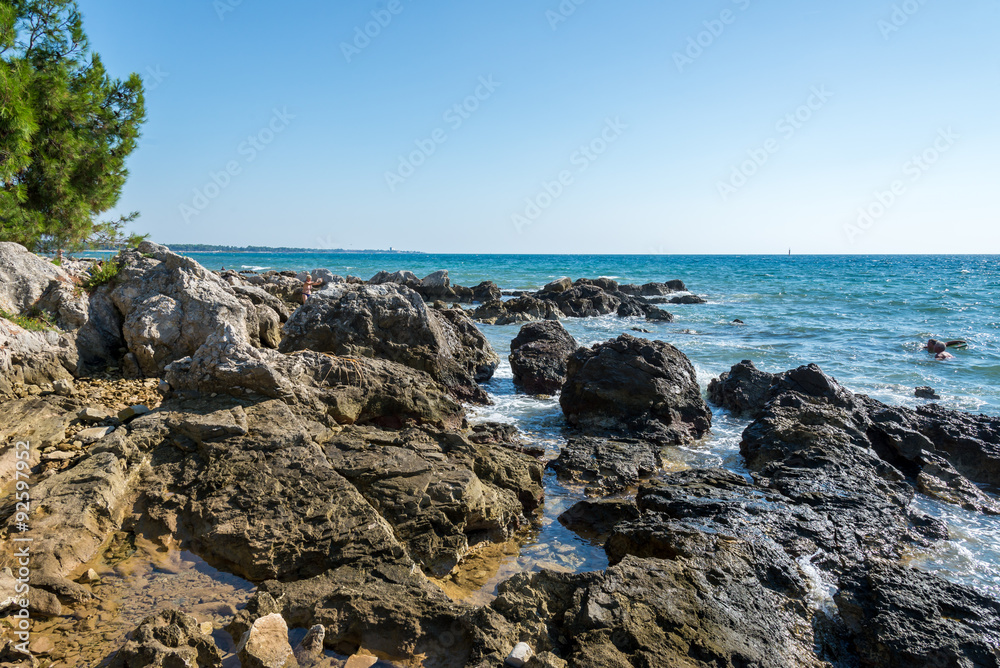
[77, 568, 101, 584]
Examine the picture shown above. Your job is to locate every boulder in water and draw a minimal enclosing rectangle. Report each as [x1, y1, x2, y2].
[509, 320, 578, 395]
[560, 334, 712, 444]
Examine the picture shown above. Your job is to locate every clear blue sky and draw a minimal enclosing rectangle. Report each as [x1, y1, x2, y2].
[80, 0, 999, 254]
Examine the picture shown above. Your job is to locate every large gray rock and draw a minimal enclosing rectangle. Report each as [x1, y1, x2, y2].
[509, 321, 578, 395]
[467, 552, 825, 668]
[279, 283, 495, 402]
[432, 304, 501, 383]
[111, 242, 259, 376]
[472, 297, 561, 326]
[560, 334, 712, 445]
[164, 331, 465, 428]
[0, 318, 78, 399]
[0, 242, 88, 330]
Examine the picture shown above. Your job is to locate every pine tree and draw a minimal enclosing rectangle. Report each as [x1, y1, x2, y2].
[0, 0, 146, 252]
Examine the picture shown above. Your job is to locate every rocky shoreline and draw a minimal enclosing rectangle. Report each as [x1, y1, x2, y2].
[1, 241, 999, 667]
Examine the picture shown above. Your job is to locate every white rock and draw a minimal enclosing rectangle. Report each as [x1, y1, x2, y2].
[41, 450, 75, 462]
[236, 612, 295, 668]
[76, 426, 114, 443]
[506, 642, 534, 667]
[53, 378, 75, 396]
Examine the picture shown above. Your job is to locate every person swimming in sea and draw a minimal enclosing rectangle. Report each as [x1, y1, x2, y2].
[926, 338, 966, 360]
[301, 275, 323, 303]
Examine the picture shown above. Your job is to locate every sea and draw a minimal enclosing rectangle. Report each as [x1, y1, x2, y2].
[150, 252, 1000, 600]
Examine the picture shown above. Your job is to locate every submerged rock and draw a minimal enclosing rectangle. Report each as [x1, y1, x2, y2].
[549, 437, 661, 495]
[560, 334, 711, 444]
[509, 321, 578, 395]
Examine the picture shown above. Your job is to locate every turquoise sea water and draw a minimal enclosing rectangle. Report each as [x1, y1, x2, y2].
[175, 252, 1000, 598]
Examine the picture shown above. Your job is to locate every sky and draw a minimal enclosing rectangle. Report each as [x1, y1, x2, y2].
[79, 0, 1000, 254]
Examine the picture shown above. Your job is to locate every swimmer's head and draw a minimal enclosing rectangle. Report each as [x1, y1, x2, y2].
[927, 338, 938, 349]
[933, 342, 947, 354]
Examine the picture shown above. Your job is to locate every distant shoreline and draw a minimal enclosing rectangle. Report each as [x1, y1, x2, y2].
[162, 245, 424, 254]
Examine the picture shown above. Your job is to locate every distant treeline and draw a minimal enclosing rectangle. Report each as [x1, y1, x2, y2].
[160, 244, 423, 254]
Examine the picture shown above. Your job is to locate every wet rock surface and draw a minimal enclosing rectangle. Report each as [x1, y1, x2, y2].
[711, 360, 1000, 513]
[560, 334, 712, 444]
[835, 561, 1000, 668]
[549, 436, 662, 495]
[509, 320, 578, 395]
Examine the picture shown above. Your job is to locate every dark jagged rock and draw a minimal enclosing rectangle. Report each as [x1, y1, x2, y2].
[835, 561, 1000, 668]
[618, 280, 687, 296]
[915, 386, 940, 400]
[110, 609, 224, 668]
[539, 284, 628, 318]
[668, 293, 707, 304]
[549, 437, 661, 495]
[472, 297, 560, 326]
[278, 283, 495, 402]
[467, 553, 826, 668]
[471, 281, 502, 303]
[711, 360, 1000, 512]
[509, 321, 578, 395]
[558, 498, 640, 537]
[644, 306, 674, 322]
[560, 334, 711, 445]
